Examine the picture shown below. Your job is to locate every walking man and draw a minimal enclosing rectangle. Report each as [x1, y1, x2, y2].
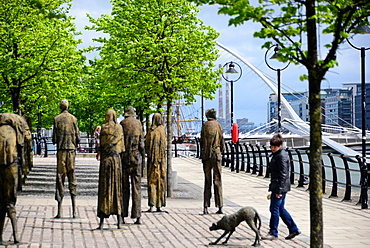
[200, 108, 225, 214]
[263, 133, 300, 240]
[120, 106, 145, 224]
[53, 99, 80, 218]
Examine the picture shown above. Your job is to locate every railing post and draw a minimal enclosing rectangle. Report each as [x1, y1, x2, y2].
[327, 153, 338, 198]
[234, 141, 240, 173]
[250, 144, 258, 175]
[174, 142, 178, 157]
[340, 154, 352, 202]
[355, 155, 368, 208]
[296, 149, 305, 188]
[195, 137, 200, 158]
[89, 137, 93, 153]
[244, 144, 251, 173]
[36, 135, 42, 155]
[287, 148, 295, 184]
[43, 137, 48, 157]
[263, 145, 270, 178]
[230, 142, 235, 172]
[239, 143, 245, 172]
[256, 145, 264, 176]
[224, 142, 230, 168]
[321, 158, 326, 194]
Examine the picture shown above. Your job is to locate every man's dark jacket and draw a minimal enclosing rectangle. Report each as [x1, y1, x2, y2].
[269, 147, 291, 194]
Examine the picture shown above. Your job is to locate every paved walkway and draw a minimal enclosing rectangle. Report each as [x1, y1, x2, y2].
[1, 156, 370, 247]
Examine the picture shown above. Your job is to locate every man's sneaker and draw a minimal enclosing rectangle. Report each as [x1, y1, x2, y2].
[262, 232, 278, 240]
[285, 231, 301, 240]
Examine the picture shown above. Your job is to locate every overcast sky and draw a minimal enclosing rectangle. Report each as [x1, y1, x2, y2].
[70, 0, 370, 126]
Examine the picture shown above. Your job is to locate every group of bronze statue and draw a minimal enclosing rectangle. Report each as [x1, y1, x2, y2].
[4, 100, 300, 245]
[52, 101, 168, 230]
[2, 100, 301, 247]
[0, 100, 168, 244]
[95, 106, 167, 229]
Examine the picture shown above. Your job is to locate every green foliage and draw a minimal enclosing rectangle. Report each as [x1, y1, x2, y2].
[0, 0, 85, 130]
[190, 0, 370, 81]
[86, 0, 222, 115]
[187, 0, 370, 246]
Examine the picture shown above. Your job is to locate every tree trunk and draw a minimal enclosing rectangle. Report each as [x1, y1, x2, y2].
[308, 71, 324, 248]
[166, 101, 173, 197]
[10, 86, 21, 114]
[306, 0, 323, 247]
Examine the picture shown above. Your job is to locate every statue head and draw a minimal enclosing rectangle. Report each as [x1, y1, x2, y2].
[152, 113, 163, 127]
[60, 99, 69, 111]
[124, 106, 136, 117]
[105, 109, 117, 124]
[205, 108, 217, 120]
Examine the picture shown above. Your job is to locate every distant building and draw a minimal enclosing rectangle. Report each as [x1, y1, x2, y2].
[236, 118, 255, 133]
[289, 92, 309, 122]
[323, 88, 353, 127]
[343, 83, 370, 130]
[268, 92, 307, 123]
[268, 88, 355, 127]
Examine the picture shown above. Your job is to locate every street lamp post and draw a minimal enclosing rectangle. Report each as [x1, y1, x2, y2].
[222, 61, 242, 172]
[264, 45, 290, 132]
[347, 28, 370, 209]
[221, 61, 242, 127]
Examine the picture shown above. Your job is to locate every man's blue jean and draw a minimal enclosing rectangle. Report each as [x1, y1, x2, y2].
[269, 193, 299, 237]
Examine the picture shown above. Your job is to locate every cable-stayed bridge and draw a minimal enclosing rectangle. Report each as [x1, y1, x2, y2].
[216, 41, 369, 157]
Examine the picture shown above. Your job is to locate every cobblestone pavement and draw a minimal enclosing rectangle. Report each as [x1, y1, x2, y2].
[1, 156, 369, 247]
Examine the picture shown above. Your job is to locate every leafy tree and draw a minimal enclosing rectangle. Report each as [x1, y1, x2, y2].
[86, 0, 221, 196]
[0, 0, 85, 129]
[189, 0, 370, 246]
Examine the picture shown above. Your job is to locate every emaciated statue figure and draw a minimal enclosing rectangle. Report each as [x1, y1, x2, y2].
[0, 113, 31, 245]
[97, 109, 125, 229]
[200, 108, 225, 215]
[120, 106, 145, 224]
[145, 113, 167, 212]
[52, 99, 80, 218]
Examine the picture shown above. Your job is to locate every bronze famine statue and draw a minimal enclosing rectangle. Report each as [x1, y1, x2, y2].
[209, 207, 262, 247]
[200, 108, 225, 215]
[145, 113, 167, 212]
[0, 113, 31, 245]
[97, 109, 125, 229]
[52, 99, 80, 218]
[120, 106, 145, 224]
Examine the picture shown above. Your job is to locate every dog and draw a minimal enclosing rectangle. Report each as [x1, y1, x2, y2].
[209, 206, 261, 247]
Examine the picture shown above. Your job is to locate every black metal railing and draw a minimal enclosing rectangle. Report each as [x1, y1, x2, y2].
[33, 136, 96, 156]
[219, 140, 369, 209]
[33, 134, 369, 208]
[34, 135, 199, 158]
